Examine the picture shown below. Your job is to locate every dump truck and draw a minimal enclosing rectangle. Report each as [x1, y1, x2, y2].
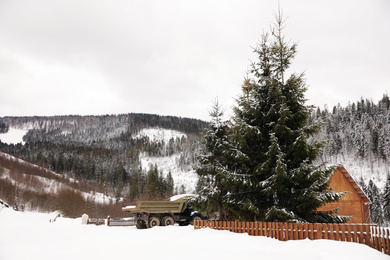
[122, 194, 204, 229]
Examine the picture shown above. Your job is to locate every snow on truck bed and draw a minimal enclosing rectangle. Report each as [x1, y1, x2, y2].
[0, 206, 387, 260]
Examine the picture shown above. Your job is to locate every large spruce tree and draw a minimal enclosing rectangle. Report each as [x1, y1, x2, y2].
[198, 10, 346, 223]
[196, 100, 232, 220]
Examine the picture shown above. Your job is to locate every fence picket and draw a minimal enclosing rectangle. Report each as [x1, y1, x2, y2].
[302, 223, 307, 240]
[358, 225, 364, 244]
[380, 228, 385, 254]
[323, 224, 328, 240]
[385, 228, 390, 255]
[352, 225, 358, 243]
[328, 224, 334, 240]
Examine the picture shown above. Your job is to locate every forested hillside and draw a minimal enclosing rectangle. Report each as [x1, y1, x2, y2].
[0, 113, 207, 204]
[0, 104, 389, 224]
[310, 94, 390, 225]
[311, 94, 390, 184]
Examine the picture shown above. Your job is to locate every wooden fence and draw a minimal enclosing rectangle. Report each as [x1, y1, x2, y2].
[194, 220, 390, 255]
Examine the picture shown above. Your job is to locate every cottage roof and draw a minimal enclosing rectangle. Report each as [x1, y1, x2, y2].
[337, 166, 370, 203]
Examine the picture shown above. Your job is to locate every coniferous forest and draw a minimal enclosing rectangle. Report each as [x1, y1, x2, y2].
[0, 114, 207, 209]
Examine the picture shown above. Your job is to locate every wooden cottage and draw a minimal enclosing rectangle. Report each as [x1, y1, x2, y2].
[317, 166, 371, 224]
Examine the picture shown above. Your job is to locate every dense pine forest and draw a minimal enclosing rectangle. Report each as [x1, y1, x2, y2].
[0, 113, 207, 205]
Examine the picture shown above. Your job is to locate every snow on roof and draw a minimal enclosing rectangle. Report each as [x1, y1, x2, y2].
[122, 205, 136, 210]
[337, 166, 370, 203]
[169, 194, 197, 201]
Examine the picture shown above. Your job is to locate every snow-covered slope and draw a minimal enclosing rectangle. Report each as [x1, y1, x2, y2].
[0, 207, 387, 260]
[135, 128, 198, 193]
[0, 151, 112, 209]
[0, 127, 28, 144]
[135, 128, 186, 142]
[325, 155, 388, 191]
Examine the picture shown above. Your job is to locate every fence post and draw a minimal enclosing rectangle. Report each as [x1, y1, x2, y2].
[328, 224, 334, 240]
[357, 225, 363, 244]
[385, 228, 390, 255]
[352, 225, 358, 243]
[379, 228, 385, 254]
[278, 223, 283, 241]
[346, 225, 352, 242]
[289, 222, 293, 241]
[341, 224, 347, 241]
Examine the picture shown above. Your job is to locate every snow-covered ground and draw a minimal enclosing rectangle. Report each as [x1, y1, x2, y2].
[0, 206, 387, 260]
[135, 128, 186, 142]
[0, 127, 28, 145]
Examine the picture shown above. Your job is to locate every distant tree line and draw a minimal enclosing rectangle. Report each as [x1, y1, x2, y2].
[0, 113, 207, 204]
[311, 94, 390, 164]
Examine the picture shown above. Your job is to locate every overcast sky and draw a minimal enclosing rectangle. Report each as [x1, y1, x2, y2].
[0, 0, 389, 121]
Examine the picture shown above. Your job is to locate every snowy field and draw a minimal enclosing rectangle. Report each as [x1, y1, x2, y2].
[0, 207, 387, 260]
[0, 128, 27, 145]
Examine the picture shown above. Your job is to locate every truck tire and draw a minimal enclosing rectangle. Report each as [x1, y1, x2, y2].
[162, 216, 174, 226]
[149, 216, 161, 228]
[190, 214, 202, 225]
[136, 220, 147, 229]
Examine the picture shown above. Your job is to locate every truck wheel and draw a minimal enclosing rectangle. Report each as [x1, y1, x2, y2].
[136, 220, 147, 229]
[190, 215, 202, 225]
[162, 216, 174, 226]
[149, 217, 161, 228]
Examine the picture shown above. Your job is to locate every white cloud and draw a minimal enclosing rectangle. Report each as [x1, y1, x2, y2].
[0, 0, 389, 120]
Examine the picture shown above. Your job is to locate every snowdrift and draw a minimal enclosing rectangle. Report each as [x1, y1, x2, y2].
[0, 207, 387, 260]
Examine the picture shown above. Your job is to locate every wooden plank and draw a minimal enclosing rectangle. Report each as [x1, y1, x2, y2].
[266, 222, 270, 238]
[293, 223, 298, 240]
[372, 226, 378, 251]
[298, 223, 304, 240]
[340, 224, 346, 241]
[358, 225, 364, 244]
[303, 223, 308, 240]
[309, 223, 314, 240]
[333, 224, 339, 241]
[345, 225, 351, 242]
[283, 222, 288, 241]
[316, 223, 323, 240]
[259, 222, 263, 236]
[328, 224, 334, 240]
[351, 225, 358, 243]
[253, 222, 258, 236]
[380, 228, 386, 255]
[272, 222, 276, 239]
[279, 223, 284, 241]
[385, 228, 390, 255]
[364, 225, 371, 246]
[323, 224, 328, 240]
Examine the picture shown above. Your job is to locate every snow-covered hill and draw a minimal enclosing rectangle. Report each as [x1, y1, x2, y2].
[0, 127, 28, 144]
[135, 128, 198, 193]
[0, 207, 387, 260]
[0, 151, 113, 211]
